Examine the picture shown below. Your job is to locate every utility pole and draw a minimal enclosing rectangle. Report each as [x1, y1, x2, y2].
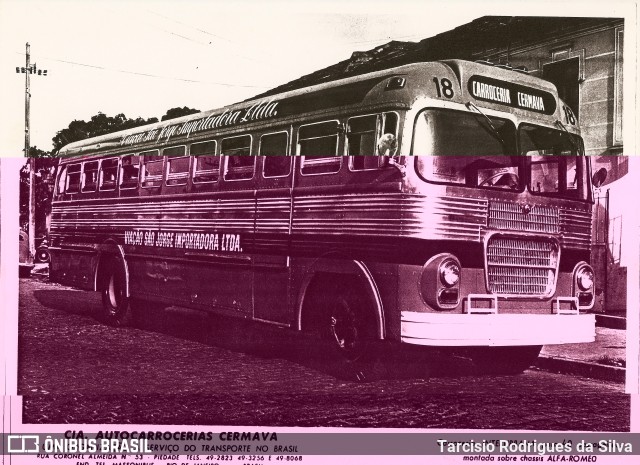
[16, 43, 47, 262]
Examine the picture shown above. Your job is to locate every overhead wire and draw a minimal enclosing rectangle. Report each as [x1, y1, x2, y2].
[144, 9, 275, 64]
[13, 52, 272, 89]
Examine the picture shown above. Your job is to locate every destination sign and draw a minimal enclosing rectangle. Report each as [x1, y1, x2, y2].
[467, 75, 557, 115]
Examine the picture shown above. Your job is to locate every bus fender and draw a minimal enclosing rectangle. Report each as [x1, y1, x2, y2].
[296, 258, 385, 339]
[95, 242, 130, 298]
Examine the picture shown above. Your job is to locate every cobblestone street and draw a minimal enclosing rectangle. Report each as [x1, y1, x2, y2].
[18, 277, 630, 430]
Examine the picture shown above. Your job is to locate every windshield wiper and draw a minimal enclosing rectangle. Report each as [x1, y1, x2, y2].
[465, 102, 507, 149]
[554, 120, 581, 153]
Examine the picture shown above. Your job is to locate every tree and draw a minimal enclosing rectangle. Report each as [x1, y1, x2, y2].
[19, 147, 58, 235]
[52, 112, 159, 152]
[161, 106, 201, 121]
[29, 108, 199, 235]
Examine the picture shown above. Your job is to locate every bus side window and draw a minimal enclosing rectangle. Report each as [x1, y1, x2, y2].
[348, 115, 377, 155]
[141, 151, 163, 188]
[299, 121, 341, 175]
[99, 158, 119, 191]
[222, 135, 254, 181]
[165, 146, 189, 186]
[82, 161, 99, 192]
[379, 112, 399, 155]
[66, 164, 82, 194]
[348, 114, 378, 170]
[261, 132, 290, 178]
[120, 154, 140, 189]
[349, 112, 398, 170]
[56, 166, 68, 198]
[191, 140, 219, 184]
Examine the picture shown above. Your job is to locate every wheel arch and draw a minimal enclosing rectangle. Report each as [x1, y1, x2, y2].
[295, 256, 385, 339]
[95, 240, 130, 297]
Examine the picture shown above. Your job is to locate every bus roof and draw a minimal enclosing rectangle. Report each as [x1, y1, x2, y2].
[57, 59, 565, 158]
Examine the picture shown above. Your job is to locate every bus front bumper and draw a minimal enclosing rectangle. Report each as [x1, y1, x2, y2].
[400, 312, 596, 347]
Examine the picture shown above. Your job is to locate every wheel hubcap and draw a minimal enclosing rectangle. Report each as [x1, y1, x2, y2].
[329, 300, 360, 359]
[107, 275, 119, 311]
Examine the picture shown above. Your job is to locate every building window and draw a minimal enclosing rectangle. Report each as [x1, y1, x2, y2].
[614, 26, 623, 146]
[543, 56, 580, 117]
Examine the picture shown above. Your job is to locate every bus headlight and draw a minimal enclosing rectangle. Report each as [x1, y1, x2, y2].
[577, 267, 594, 291]
[440, 260, 460, 288]
[573, 262, 595, 310]
[421, 254, 461, 310]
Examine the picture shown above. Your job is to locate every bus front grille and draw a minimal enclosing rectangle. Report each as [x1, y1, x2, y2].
[486, 236, 559, 296]
[488, 202, 559, 233]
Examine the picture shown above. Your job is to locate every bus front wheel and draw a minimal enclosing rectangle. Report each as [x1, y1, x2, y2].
[100, 258, 133, 327]
[303, 280, 381, 381]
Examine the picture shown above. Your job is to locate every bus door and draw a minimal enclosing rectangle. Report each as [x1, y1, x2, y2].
[201, 143, 257, 318]
[253, 133, 294, 325]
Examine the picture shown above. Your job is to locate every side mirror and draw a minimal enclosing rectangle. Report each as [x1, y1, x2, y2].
[592, 167, 607, 189]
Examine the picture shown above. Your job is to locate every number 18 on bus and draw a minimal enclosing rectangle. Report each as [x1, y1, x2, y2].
[50, 59, 607, 378]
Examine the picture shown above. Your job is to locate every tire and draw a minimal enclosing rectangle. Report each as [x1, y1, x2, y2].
[100, 257, 133, 327]
[471, 345, 542, 375]
[36, 247, 50, 263]
[303, 279, 382, 382]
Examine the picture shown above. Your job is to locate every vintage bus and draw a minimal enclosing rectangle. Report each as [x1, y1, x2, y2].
[50, 59, 606, 378]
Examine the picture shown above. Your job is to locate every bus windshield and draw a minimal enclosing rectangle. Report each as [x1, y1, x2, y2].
[414, 109, 589, 201]
[414, 109, 521, 190]
[520, 124, 589, 201]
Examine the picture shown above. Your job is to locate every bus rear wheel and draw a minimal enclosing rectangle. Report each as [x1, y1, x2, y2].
[100, 258, 133, 327]
[35, 247, 50, 263]
[304, 280, 381, 382]
[471, 345, 542, 375]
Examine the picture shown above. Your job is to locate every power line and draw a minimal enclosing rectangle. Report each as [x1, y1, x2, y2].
[157, 27, 210, 46]
[144, 9, 275, 64]
[13, 52, 272, 89]
[146, 9, 235, 45]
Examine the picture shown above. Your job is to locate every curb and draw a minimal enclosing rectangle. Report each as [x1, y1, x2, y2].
[595, 314, 626, 330]
[535, 355, 625, 383]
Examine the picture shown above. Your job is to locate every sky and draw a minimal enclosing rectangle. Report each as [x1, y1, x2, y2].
[0, 0, 634, 155]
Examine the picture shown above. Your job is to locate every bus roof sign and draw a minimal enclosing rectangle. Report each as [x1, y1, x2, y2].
[468, 75, 557, 115]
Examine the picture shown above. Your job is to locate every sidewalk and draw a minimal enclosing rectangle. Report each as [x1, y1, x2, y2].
[537, 326, 626, 383]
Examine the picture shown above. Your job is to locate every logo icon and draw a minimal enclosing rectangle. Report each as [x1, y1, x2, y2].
[521, 204, 533, 215]
[8, 435, 40, 453]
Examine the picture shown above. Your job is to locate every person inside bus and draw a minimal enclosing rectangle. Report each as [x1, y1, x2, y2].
[377, 133, 398, 157]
